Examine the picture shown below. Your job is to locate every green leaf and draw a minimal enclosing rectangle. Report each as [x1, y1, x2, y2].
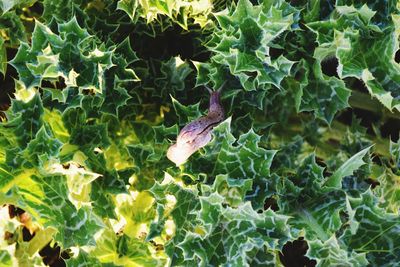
[10, 17, 114, 92]
[92, 225, 167, 266]
[294, 191, 347, 240]
[299, 75, 351, 124]
[43, 108, 70, 143]
[127, 143, 170, 190]
[1, 175, 103, 248]
[66, 249, 109, 267]
[0, 250, 12, 266]
[27, 227, 57, 256]
[277, 155, 346, 241]
[0, 36, 6, 75]
[390, 138, 400, 172]
[115, 191, 156, 238]
[154, 57, 192, 96]
[0, 222, 48, 266]
[308, 6, 400, 111]
[323, 146, 371, 189]
[272, 135, 303, 174]
[177, 195, 291, 266]
[374, 166, 400, 214]
[307, 235, 368, 267]
[42, 0, 77, 22]
[21, 126, 62, 169]
[0, 11, 27, 45]
[116, 0, 139, 22]
[171, 96, 202, 125]
[148, 181, 199, 265]
[200, 174, 253, 207]
[117, 0, 213, 29]
[69, 123, 111, 150]
[213, 127, 277, 179]
[2, 88, 44, 149]
[199, 0, 297, 92]
[342, 190, 400, 266]
[0, 0, 36, 14]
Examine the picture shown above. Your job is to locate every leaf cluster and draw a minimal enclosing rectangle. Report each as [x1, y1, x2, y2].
[0, 0, 399, 266]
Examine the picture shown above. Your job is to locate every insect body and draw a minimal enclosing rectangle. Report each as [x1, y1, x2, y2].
[167, 84, 225, 166]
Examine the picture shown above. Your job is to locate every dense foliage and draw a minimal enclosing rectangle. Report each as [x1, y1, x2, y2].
[0, 0, 399, 266]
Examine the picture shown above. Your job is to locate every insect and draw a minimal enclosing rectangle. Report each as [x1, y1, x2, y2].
[167, 83, 226, 166]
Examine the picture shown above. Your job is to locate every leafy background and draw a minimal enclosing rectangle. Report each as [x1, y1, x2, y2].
[0, 0, 399, 266]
